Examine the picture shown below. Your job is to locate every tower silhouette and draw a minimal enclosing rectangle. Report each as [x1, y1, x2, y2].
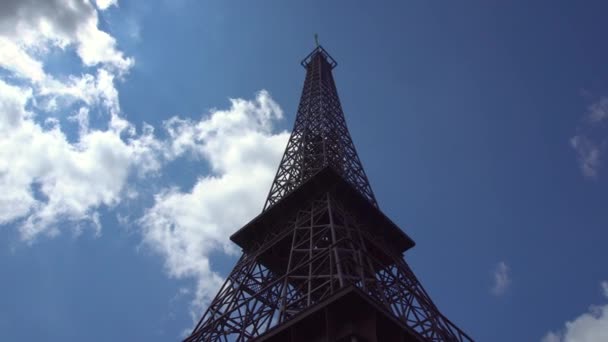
[185, 46, 473, 342]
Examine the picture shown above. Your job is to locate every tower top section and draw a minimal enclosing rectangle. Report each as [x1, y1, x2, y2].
[263, 44, 376, 210]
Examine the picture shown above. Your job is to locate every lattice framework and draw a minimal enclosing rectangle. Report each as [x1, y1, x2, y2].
[264, 47, 377, 210]
[186, 192, 472, 342]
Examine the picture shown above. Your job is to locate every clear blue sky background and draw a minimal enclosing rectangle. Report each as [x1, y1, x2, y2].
[1, 1, 608, 341]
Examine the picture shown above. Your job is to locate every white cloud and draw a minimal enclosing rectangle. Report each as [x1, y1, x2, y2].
[36, 68, 122, 114]
[0, 37, 45, 81]
[572, 96, 608, 179]
[587, 97, 608, 124]
[491, 261, 511, 296]
[0, 0, 162, 240]
[0, 1, 131, 116]
[140, 91, 289, 316]
[0, 0, 132, 119]
[571, 135, 601, 179]
[541, 281, 608, 342]
[0, 0, 132, 74]
[96, 0, 118, 11]
[0, 79, 163, 240]
[75, 14, 133, 72]
[541, 332, 561, 342]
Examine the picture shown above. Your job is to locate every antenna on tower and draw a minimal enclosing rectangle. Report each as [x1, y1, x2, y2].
[314, 33, 320, 47]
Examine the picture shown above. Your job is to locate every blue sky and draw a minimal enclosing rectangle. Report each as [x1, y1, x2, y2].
[1, 1, 608, 341]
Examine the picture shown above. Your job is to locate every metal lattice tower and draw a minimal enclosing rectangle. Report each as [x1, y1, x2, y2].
[263, 47, 376, 210]
[184, 46, 473, 342]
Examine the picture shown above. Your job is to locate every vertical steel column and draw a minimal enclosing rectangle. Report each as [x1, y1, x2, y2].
[327, 193, 344, 287]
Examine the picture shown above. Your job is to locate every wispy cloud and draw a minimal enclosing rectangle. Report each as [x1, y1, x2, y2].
[491, 261, 511, 296]
[587, 97, 608, 124]
[541, 281, 608, 342]
[570, 135, 601, 179]
[571, 96, 608, 179]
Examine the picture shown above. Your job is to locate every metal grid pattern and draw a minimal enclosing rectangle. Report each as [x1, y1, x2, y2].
[185, 193, 473, 342]
[263, 47, 377, 210]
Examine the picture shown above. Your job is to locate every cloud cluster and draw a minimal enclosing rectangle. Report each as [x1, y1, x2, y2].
[541, 281, 608, 342]
[0, 0, 157, 240]
[140, 92, 289, 316]
[0, 0, 132, 119]
[0, 78, 162, 239]
[0, 1, 290, 321]
[0, 0, 132, 75]
[571, 96, 608, 179]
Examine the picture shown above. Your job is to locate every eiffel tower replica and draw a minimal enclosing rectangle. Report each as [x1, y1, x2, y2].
[185, 43, 473, 342]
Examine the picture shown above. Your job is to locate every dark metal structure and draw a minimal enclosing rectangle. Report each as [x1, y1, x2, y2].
[185, 46, 473, 342]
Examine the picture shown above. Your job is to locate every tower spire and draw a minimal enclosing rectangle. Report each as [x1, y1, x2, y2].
[263, 45, 376, 210]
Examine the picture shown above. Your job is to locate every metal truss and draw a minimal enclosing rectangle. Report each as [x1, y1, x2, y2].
[264, 46, 377, 210]
[185, 46, 473, 342]
[185, 192, 473, 342]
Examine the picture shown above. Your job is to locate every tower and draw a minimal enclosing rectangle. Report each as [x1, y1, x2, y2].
[185, 46, 473, 342]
